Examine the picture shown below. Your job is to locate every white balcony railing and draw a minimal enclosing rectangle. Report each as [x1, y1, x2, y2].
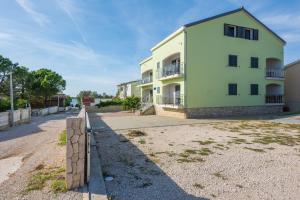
[156, 63, 184, 79]
[139, 76, 153, 85]
[266, 69, 284, 78]
[265, 95, 283, 104]
[156, 94, 184, 107]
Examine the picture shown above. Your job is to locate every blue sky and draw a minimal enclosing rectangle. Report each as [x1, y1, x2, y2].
[0, 0, 299, 96]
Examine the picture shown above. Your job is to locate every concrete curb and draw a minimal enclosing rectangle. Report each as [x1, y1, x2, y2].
[87, 133, 107, 200]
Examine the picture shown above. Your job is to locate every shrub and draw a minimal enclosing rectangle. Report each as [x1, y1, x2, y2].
[0, 97, 10, 112]
[96, 98, 123, 107]
[16, 99, 27, 109]
[123, 96, 140, 111]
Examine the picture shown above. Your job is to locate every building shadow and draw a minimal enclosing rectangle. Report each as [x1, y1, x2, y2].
[88, 113, 209, 200]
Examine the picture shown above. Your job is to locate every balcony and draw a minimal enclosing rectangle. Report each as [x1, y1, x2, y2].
[266, 69, 284, 79]
[265, 84, 284, 105]
[265, 95, 283, 104]
[266, 58, 284, 80]
[139, 76, 153, 85]
[157, 63, 184, 80]
[156, 84, 184, 108]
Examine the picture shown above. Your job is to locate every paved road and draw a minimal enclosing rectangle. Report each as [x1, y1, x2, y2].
[0, 113, 83, 200]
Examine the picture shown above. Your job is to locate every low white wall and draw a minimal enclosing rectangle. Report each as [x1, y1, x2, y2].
[49, 106, 58, 114]
[40, 108, 49, 116]
[13, 110, 21, 123]
[0, 112, 9, 129]
[0, 107, 31, 130]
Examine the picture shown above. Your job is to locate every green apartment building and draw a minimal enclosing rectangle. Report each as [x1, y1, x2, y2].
[139, 7, 285, 118]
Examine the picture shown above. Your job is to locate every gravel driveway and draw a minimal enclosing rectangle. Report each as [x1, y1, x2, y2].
[91, 114, 300, 200]
[0, 113, 83, 200]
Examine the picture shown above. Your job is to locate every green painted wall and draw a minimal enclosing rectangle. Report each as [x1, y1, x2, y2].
[185, 10, 284, 108]
[140, 31, 185, 105]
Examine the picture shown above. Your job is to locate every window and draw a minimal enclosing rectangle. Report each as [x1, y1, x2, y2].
[224, 24, 258, 41]
[253, 29, 259, 40]
[236, 26, 245, 38]
[228, 55, 237, 67]
[245, 29, 251, 39]
[157, 87, 160, 94]
[228, 84, 237, 95]
[224, 24, 235, 37]
[251, 57, 259, 68]
[250, 84, 259, 95]
[157, 62, 160, 70]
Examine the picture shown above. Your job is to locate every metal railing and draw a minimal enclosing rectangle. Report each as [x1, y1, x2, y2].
[156, 63, 184, 79]
[266, 68, 284, 78]
[265, 95, 283, 104]
[139, 76, 153, 85]
[141, 96, 153, 104]
[156, 94, 184, 107]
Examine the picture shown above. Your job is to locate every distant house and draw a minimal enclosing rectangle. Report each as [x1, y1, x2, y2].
[284, 60, 300, 112]
[117, 80, 140, 99]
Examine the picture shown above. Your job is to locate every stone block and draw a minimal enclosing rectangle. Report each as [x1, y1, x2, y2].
[73, 142, 79, 154]
[66, 173, 73, 189]
[66, 142, 73, 158]
[71, 134, 79, 143]
[66, 159, 72, 173]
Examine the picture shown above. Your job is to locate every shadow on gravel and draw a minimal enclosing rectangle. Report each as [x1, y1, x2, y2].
[89, 113, 209, 200]
[0, 113, 76, 143]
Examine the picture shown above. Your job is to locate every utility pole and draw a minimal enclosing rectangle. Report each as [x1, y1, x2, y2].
[9, 71, 14, 126]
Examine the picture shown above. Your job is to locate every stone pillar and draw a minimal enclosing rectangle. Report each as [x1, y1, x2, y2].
[66, 112, 86, 189]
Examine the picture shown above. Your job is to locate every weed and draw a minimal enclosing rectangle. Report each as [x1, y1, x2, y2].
[128, 130, 147, 137]
[119, 156, 135, 167]
[138, 138, 146, 144]
[212, 171, 227, 180]
[26, 167, 66, 193]
[193, 183, 205, 189]
[177, 157, 204, 163]
[243, 147, 265, 153]
[51, 179, 67, 193]
[58, 130, 67, 146]
[192, 140, 215, 145]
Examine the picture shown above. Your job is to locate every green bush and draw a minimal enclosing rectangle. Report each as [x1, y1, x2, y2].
[123, 96, 140, 111]
[96, 98, 123, 107]
[16, 99, 27, 109]
[0, 97, 10, 112]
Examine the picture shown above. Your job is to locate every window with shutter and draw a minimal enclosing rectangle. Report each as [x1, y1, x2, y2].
[237, 27, 245, 38]
[251, 57, 259, 68]
[228, 84, 237, 95]
[229, 55, 237, 67]
[245, 29, 251, 39]
[250, 84, 259, 95]
[253, 29, 259, 40]
[224, 24, 235, 37]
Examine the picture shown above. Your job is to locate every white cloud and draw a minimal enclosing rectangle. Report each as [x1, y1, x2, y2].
[55, 0, 87, 43]
[282, 33, 300, 43]
[15, 0, 50, 26]
[261, 14, 300, 30]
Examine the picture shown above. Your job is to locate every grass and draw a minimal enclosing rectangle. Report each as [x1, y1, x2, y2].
[26, 166, 66, 193]
[212, 171, 227, 180]
[244, 147, 265, 153]
[128, 130, 147, 137]
[193, 183, 205, 189]
[58, 130, 67, 146]
[138, 138, 146, 144]
[51, 179, 67, 193]
[192, 139, 215, 145]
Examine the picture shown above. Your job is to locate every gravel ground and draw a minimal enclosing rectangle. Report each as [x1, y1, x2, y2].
[0, 113, 83, 200]
[93, 116, 300, 200]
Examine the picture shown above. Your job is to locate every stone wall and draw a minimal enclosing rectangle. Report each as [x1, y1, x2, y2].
[66, 108, 86, 189]
[185, 105, 283, 118]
